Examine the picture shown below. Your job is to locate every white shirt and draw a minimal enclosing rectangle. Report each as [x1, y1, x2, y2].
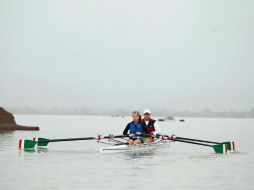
[144, 120, 161, 135]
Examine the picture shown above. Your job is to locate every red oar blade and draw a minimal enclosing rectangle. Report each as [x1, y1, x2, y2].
[230, 141, 236, 152]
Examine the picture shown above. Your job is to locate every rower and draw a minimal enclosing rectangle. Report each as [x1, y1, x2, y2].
[123, 111, 150, 145]
[142, 109, 161, 143]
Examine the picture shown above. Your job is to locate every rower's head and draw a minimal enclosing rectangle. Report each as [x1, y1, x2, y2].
[132, 111, 141, 123]
[143, 109, 151, 120]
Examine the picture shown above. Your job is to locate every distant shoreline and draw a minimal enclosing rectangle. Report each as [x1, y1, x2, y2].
[6, 106, 254, 119]
[12, 112, 254, 119]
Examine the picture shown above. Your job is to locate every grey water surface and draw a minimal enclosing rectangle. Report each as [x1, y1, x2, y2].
[0, 115, 253, 190]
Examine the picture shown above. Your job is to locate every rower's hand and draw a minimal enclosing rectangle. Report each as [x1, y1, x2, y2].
[129, 134, 134, 138]
[136, 132, 142, 135]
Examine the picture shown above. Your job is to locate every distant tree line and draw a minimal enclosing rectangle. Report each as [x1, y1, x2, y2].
[5, 106, 254, 118]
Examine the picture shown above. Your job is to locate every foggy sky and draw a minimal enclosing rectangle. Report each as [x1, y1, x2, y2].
[1, 0, 254, 112]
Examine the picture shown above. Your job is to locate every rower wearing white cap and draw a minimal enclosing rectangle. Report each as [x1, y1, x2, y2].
[141, 109, 161, 143]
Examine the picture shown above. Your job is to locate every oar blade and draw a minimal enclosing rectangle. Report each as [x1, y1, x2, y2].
[213, 144, 228, 154]
[222, 142, 231, 151]
[37, 138, 49, 147]
[18, 139, 37, 150]
[230, 141, 236, 152]
[221, 141, 236, 152]
[221, 141, 235, 152]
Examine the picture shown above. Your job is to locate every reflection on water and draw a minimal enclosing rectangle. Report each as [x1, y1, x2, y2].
[0, 131, 15, 151]
[37, 147, 49, 153]
[0, 130, 14, 134]
[124, 150, 156, 159]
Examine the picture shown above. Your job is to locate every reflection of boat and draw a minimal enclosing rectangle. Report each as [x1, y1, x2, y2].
[158, 116, 175, 122]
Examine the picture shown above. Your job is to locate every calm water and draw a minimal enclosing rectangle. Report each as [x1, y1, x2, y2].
[0, 115, 254, 190]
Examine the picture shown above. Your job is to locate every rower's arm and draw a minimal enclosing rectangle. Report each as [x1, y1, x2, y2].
[123, 124, 130, 135]
[153, 121, 161, 135]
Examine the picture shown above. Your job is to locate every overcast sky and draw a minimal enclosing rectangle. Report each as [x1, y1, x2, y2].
[1, 0, 253, 112]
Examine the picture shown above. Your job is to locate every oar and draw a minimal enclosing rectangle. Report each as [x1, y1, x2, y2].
[162, 136, 231, 154]
[142, 134, 232, 154]
[169, 136, 235, 152]
[18, 135, 128, 149]
[176, 137, 220, 144]
[167, 138, 214, 147]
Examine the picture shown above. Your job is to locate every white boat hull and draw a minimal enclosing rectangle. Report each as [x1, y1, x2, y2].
[100, 140, 171, 154]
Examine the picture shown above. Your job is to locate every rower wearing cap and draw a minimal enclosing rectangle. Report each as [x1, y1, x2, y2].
[123, 111, 150, 145]
[142, 109, 161, 143]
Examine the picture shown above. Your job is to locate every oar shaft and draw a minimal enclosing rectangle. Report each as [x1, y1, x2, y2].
[176, 137, 220, 144]
[137, 134, 217, 147]
[39, 135, 128, 143]
[47, 137, 96, 142]
[169, 138, 213, 147]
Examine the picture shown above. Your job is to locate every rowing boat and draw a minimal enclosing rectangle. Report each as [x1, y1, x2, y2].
[18, 134, 236, 154]
[100, 139, 171, 153]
